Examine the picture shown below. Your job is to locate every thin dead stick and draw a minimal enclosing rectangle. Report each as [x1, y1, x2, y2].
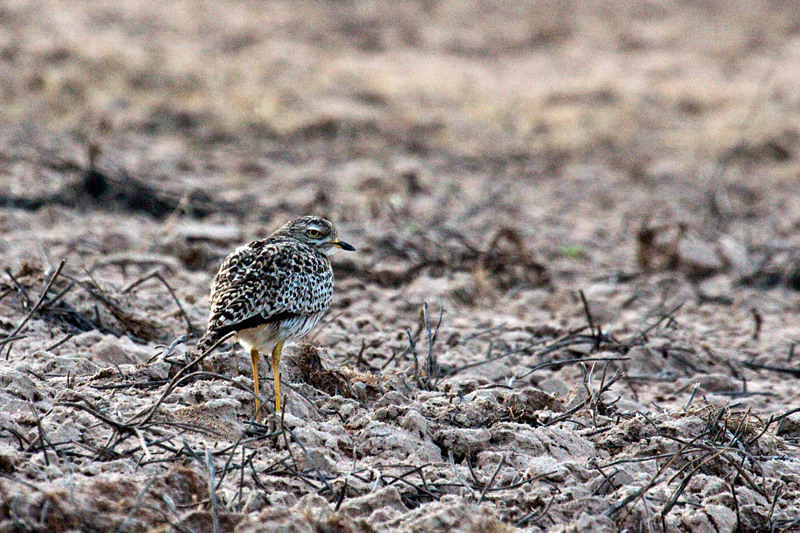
[579, 289, 599, 346]
[3, 268, 32, 304]
[215, 434, 245, 492]
[112, 475, 160, 533]
[661, 450, 726, 518]
[515, 356, 629, 380]
[205, 447, 222, 533]
[606, 432, 707, 518]
[600, 453, 678, 468]
[28, 403, 51, 466]
[0, 334, 26, 347]
[629, 302, 685, 345]
[44, 333, 74, 352]
[483, 470, 558, 493]
[40, 280, 75, 312]
[236, 446, 247, 511]
[380, 463, 435, 495]
[125, 333, 233, 425]
[728, 406, 752, 448]
[407, 329, 419, 378]
[135, 369, 266, 429]
[55, 402, 133, 434]
[591, 461, 618, 496]
[478, 456, 506, 505]
[516, 493, 556, 527]
[656, 432, 770, 499]
[465, 456, 481, 488]
[334, 477, 349, 511]
[742, 360, 800, 377]
[133, 427, 153, 462]
[746, 414, 776, 447]
[0, 471, 42, 492]
[768, 486, 783, 524]
[720, 452, 769, 499]
[121, 269, 196, 336]
[684, 383, 701, 411]
[730, 479, 741, 530]
[279, 422, 333, 494]
[3, 259, 66, 358]
[381, 468, 439, 500]
[423, 302, 444, 388]
[448, 451, 477, 499]
[381, 472, 438, 500]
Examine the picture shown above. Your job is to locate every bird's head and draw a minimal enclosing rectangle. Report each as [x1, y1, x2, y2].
[278, 216, 356, 256]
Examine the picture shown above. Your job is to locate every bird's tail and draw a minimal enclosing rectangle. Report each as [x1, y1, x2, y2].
[191, 329, 226, 360]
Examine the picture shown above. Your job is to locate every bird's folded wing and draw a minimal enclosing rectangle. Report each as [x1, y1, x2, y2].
[205, 243, 305, 336]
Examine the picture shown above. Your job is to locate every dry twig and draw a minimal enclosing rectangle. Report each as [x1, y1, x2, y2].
[2, 259, 66, 358]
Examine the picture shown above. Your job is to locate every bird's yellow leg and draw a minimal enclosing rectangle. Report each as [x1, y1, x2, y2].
[250, 349, 261, 423]
[272, 340, 284, 413]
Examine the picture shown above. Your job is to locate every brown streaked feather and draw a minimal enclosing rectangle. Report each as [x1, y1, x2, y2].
[204, 237, 333, 341]
[192, 216, 352, 358]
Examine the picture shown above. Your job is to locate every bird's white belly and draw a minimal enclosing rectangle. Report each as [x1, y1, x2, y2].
[235, 313, 323, 352]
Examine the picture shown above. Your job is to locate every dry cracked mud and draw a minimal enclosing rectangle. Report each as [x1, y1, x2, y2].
[2, 1, 800, 532]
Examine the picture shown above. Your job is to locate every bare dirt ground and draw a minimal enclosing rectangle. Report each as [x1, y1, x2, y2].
[2, 1, 800, 531]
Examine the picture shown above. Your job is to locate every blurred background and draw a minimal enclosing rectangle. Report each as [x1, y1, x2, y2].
[3, 0, 800, 193]
[2, 0, 800, 329]
[4, 0, 800, 293]
[4, 0, 800, 346]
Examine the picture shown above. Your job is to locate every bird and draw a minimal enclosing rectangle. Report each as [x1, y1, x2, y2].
[192, 216, 356, 422]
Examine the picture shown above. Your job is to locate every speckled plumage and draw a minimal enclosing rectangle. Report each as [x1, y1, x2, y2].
[198, 233, 334, 352]
[193, 216, 355, 419]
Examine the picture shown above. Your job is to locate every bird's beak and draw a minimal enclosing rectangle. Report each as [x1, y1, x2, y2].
[332, 239, 356, 251]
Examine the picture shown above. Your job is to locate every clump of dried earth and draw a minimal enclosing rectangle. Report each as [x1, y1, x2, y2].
[2, 1, 800, 532]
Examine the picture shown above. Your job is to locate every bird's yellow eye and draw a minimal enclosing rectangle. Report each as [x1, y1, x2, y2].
[306, 228, 321, 238]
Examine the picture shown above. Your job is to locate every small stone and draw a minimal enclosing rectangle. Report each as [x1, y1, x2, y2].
[717, 235, 753, 277]
[537, 377, 570, 397]
[777, 413, 800, 437]
[0, 442, 23, 473]
[339, 486, 407, 520]
[679, 237, 724, 274]
[91, 337, 140, 365]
